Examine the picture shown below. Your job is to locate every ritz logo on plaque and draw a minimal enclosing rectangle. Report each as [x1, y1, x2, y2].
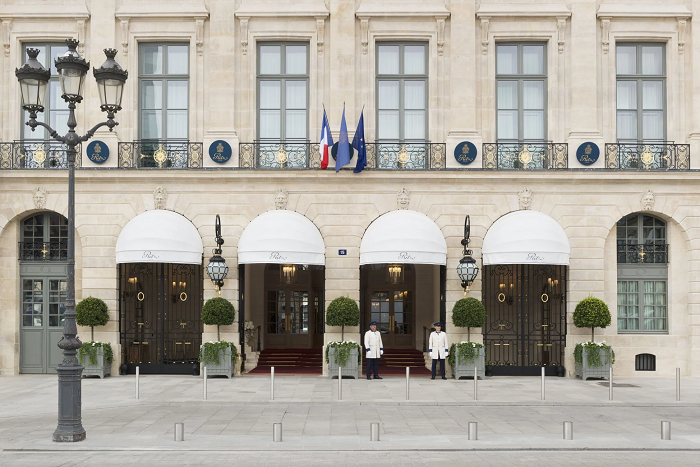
[576, 142, 599, 166]
[209, 140, 232, 164]
[454, 141, 477, 165]
[86, 140, 109, 164]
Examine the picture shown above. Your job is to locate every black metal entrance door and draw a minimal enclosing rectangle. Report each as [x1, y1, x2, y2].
[119, 263, 203, 374]
[483, 264, 566, 376]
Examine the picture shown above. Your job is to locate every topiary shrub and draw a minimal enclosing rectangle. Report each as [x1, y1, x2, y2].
[325, 296, 360, 341]
[451, 297, 486, 342]
[76, 297, 109, 341]
[202, 297, 236, 341]
[573, 297, 611, 342]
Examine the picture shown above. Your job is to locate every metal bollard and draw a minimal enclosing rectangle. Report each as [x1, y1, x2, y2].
[135, 366, 140, 400]
[370, 422, 380, 441]
[609, 367, 613, 401]
[661, 421, 671, 440]
[541, 366, 545, 401]
[174, 423, 184, 441]
[474, 366, 478, 400]
[203, 366, 208, 400]
[406, 367, 410, 400]
[270, 366, 275, 401]
[676, 368, 681, 401]
[468, 421, 478, 440]
[273, 423, 282, 442]
[563, 421, 573, 440]
[338, 366, 342, 400]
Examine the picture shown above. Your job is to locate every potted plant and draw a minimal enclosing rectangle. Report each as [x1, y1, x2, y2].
[76, 297, 112, 379]
[200, 297, 237, 378]
[449, 298, 487, 380]
[325, 296, 361, 378]
[573, 297, 614, 380]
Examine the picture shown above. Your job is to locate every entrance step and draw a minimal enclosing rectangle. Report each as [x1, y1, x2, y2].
[362, 349, 432, 376]
[246, 348, 322, 375]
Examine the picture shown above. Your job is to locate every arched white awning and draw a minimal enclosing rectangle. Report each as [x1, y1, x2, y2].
[238, 210, 325, 265]
[116, 210, 203, 264]
[360, 210, 447, 265]
[482, 210, 570, 265]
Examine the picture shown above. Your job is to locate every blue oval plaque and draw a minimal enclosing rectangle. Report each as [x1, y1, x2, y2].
[454, 141, 477, 165]
[576, 142, 599, 166]
[209, 140, 232, 164]
[86, 140, 109, 164]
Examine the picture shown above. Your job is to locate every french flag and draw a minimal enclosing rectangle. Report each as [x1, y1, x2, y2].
[320, 108, 333, 169]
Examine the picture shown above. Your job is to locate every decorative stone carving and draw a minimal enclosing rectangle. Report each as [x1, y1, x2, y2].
[195, 19, 204, 56]
[76, 20, 85, 55]
[120, 19, 129, 56]
[316, 17, 325, 55]
[641, 190, 655, 211]
[556, 17, 566, 54]
[397, 188, 410, 210]
[436, 17, 446, 56]
[240, 17, 249, 55]
[360, 17, 369, 55]
[154, 186, 167, 210]
[33, 187, 47, 210]
[2, 20, 11, 58]
[480, 18, 490, 55]
[274, 188, 288, 210]
[600, 18, 611, 54]
[678, 18, 687, 54]
[518, 188, 533, 210]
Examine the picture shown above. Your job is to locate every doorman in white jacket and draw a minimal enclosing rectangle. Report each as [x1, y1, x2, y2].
[364, 321, 384, 380]
[429, 322, 449, 380]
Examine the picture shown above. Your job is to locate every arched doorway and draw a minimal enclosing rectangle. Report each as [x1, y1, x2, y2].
[19, 212, 68, 373]
[482, 210, 570, 376]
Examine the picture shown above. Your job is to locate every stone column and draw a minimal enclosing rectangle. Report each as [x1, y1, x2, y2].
[328, 0, 356, 143]
[689, 0, 700, 167]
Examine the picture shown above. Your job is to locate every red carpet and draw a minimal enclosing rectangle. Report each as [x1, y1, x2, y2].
[246, 348, 322, 375]
[363, 349, 431, 376]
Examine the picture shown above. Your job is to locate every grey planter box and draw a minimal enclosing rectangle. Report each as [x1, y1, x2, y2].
[81, 347, 111, 379]
[452, 348, 485, 380]
[328, 347, 360, 379]
[575, 348, 613, 381]
[203, 346, 235, 378]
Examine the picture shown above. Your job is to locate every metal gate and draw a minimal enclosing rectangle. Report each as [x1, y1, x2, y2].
[119, 263, 203, 374]
[483, 264, 566, 376]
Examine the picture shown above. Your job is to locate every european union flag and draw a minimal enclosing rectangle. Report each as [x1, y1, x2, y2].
[352, 109, 366, 173]
[335, 105, 350, 172]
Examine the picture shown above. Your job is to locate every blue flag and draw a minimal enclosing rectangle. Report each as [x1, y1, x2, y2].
[352, 109, 366, 173]
[335, 105, 350, 172]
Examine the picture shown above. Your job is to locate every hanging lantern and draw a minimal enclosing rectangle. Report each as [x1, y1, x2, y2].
[387, 264, 404, 284]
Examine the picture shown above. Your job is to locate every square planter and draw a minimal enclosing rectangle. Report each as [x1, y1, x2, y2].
[575, 348, 613, 381]
[451, 348, 485, 380]
[328, 347, 359, 379]
[81, 348, 111, 379]
[202, 347, 235, 379]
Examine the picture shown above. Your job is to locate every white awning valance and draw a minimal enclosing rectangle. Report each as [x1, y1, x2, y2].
[482, 210, 570, 265]
[116, 210, 203, 264]
[238, 210, 325, 265]
[360, 210, 447, 265]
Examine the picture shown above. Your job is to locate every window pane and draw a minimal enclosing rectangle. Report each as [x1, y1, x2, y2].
[167, 81, 188, 109]
[522, 45, 544, 74]
[617, 81, 637, 109]
[378, 111, 399, 139]
[49, 81, 68, 110]
[497, 46, 517, 74]
[405, 81, 425, 110]
[497, 111, 518, 139]
[141, 110, 162, 139]
[260, 45, 281, 74]
[260, 81, 281, 109]
[642, 46, 663, 75]
[285, 45, 307, 74]
[167, 110, 188, 138]
[259, 110, 281, 139]
[404, 110, 425, 139]
[50, 45, 68, 75]
[141, 45, 163, 74]
[642, 112, 663, 140]
[497, 81, 518, 109]
[286, 81, 306, 109]
[523, 111, 544, 139]
[141, 81, 162, 109]
[167, 45, 188, 74]
[50, 111, 69, 136]
[378, 46, 400, 74]
[642, 81, 663, 110]
[523, 81, 544, 109]
[404, 45, 425, 74]
[378, 81, 399, 109]
[285, 110, 306, 139]
[617, 46, 637, 74]
[24, 110, 45, 139]
[617, 111, 637, 140]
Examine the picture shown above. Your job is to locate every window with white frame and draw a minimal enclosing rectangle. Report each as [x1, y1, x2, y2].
[616, 44, 665, 143]
[257, 43, 309, 141]
[376, 43, 428, 142]
[139, 43, 189, 140]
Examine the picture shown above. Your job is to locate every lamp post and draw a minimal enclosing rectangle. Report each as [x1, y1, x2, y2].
[457, 215, 479, 297]
[206, 214, 229, 295]
[15, 39, 128, 442]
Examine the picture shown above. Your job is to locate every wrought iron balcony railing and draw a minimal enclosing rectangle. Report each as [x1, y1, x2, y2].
[617, 243, 668, 264]
[605, 142, 689, 170]
[482, 142, 568, 170]
[117, 141, 203, 168]
[0, 141, 81, 169]
[239, 140, 321, 169]
[19, 241, 68, 261]
[366, 142, 446, 170]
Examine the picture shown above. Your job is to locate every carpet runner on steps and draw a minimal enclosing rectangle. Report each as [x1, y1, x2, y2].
[246, 348, 322, 375]
[362, 349, 431, 376]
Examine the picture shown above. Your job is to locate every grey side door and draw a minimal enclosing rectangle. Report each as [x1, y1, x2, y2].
[20, 275, 66, 373]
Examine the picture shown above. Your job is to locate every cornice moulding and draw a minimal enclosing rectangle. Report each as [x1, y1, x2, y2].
[116, 4, 209, 20]
[234, 4, 329, 18]
[596, 4, 691, 18]
[0, 4, 89, 20]
[355, 4, 450, 18]
[476, 3, 571, 18]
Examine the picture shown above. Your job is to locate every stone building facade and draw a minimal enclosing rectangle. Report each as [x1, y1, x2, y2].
[1, 0, 699, 378]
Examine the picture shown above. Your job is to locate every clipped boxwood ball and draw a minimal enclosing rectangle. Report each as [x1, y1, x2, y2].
[573, 297, 611, 330]
[76, 297, 109, 328]
[452, 298, 486, 328]
[202, 297, 236, 326]
[325, 296, 360, 327]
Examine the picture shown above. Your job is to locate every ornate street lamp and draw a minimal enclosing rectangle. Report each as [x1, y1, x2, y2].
[457, 215, 479, 297]
[16, 39, 128, 443]
[206, 214, 228, 296]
